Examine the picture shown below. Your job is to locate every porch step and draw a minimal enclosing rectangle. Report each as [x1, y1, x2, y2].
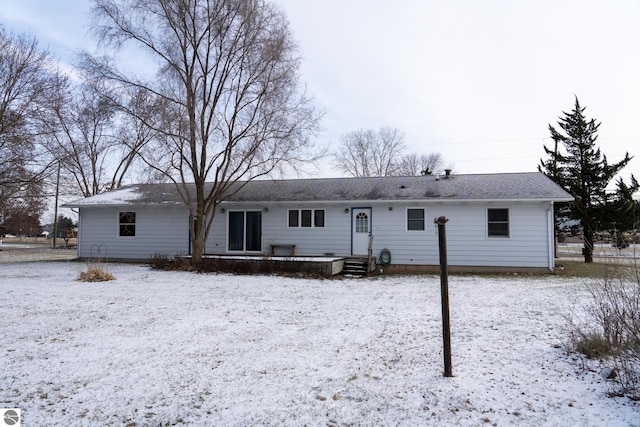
[343, 258, 369, 276]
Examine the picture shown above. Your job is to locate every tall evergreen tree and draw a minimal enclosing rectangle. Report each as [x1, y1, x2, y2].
[609, 176, 640, 240]
[539, 97, 635, 263]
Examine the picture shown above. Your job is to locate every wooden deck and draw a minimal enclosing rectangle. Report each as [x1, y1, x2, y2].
[199, 254, 346, 276]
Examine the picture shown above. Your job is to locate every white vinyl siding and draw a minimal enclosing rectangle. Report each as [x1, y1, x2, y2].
[77, 206, 189, 260]
[370, 202, 552, 268]
[76, 200, 554, 268]
[207, 202, 552, 268]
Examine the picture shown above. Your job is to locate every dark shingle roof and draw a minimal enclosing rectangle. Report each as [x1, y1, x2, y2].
[64, 172, 573, 207]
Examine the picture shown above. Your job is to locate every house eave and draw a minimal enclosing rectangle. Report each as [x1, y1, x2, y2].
[64, 196, 573, 209]
[62, 201, 184, 209]
[219, 197, 574, 206]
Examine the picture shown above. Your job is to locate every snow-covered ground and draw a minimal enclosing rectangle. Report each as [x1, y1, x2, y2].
[1, 261, 638, 426]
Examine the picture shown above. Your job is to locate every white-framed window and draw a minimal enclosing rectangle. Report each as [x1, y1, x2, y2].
[487, 208, 509, 238]
[288, 209, 325, 228]
[118, 211, 136, 237]
[406, 208, 425, 231]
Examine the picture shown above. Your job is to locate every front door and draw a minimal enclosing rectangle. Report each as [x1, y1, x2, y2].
[352, 208, 371, 255]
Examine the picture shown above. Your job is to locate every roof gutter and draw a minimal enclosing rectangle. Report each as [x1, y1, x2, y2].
[217, 197, 575, 205]
[63, 196, 575, 208]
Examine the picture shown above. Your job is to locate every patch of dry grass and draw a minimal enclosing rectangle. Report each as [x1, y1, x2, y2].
[77, 264, 115, 282]
[554, 259, 637, 278]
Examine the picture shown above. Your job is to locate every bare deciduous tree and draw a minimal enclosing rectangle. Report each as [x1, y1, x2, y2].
[41, 82, 153, 197]
[396, 152, 446, 176]
[83, 0, 322, 266]
[45, 83, 116, 196]
[332, 127, 406, 177]
[332, 127, 450, 178]
[0, 26, 63, 225]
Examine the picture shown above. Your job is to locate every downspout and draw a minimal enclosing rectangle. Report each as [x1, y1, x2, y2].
[547, 201, 554, 272]
[188, 213, 193, 256]
[72, 208, 81, 258]
[52, 162, 61, 249]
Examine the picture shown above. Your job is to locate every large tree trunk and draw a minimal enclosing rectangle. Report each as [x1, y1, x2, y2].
[583, 227, 594, 263]
[191, 238, 203, 267]
[191, 187, 206, 269]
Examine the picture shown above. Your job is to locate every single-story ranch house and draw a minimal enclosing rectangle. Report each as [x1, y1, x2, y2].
[64, 172, 573, 273]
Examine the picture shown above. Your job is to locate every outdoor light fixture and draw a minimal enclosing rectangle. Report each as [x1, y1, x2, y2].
[344, 208, 349, 213]
[220, 208, 225, 213]
[263, 207, 268, 212]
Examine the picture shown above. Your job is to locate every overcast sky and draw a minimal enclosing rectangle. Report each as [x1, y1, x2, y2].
[2, 0, 639, 180]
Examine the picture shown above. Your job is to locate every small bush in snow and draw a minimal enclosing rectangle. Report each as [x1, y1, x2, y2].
[149, 253, 191, 271]
[574, 333, 612, 359]
[565, 261, 640, 398]
[77, 264, 115, 282]
[149, 253, 172, 270]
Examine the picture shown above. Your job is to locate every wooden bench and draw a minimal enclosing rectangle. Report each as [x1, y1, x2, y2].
[269, 244, 296, 256]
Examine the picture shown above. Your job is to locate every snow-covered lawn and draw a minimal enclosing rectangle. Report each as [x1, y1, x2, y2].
[1, 261, 638, 426]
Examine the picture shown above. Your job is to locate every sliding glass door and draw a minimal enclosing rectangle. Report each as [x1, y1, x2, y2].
[228, 211, 262, 252]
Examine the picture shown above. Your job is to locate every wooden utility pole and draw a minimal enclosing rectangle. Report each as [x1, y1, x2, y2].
[434, 216, 452, 377]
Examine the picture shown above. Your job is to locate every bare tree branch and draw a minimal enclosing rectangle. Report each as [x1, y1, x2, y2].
[332, 127, 406, 177]
[397, 152, 447, 176]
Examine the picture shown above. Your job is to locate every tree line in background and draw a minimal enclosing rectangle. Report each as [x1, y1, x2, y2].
[0, 24, 156, 237]
[331, 126, 450, 178]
